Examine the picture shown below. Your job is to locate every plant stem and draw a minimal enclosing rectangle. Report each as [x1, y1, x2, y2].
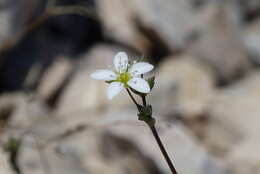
[141, 95, 178, 174]
[149, 125, 178, 174]
[140, 75, 147, 107]
[142, 96, 147, 106]
[126, 89, 178, 174]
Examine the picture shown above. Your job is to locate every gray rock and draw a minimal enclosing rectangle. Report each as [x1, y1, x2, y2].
[0, 92, 49, 140]
[203, 70, 260, 156]
[152, 55, 215, 119]
[13, 103, 225, 174]
[104, 109, 226, 174]
[189, 1, 251, 82]
[35, 56, 74, 102]
[0, 7, 10, 43]
[96, 0, 148, 53]
[0, 148, 14, 174]
[19, 136, 88, 174]
[18, 123, 163, 174]
[9, 96, 48, 130]
[127, 0, 196, 50]
[226, 139, 260, 174]
[243, 17, 260, 65]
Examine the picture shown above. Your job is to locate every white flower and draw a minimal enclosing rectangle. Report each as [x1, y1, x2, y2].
[90, 52, 154, 100]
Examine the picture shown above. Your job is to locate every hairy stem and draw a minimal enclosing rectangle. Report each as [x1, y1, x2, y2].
[142, 96, 147, 106]
[149, 125, 178, 174]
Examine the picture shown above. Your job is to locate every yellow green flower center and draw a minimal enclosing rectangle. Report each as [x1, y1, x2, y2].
[117, 72, 131, 86]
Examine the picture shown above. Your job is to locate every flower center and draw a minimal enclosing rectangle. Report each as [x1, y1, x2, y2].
[117, 72, 131, 85]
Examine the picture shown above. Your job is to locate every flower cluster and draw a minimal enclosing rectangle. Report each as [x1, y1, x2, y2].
[90, 52, 154, 99]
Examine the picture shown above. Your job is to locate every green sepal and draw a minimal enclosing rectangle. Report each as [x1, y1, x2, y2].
[137, 56, 145, 62]
[147, 76, 155, 90]
[105, 80, 115, 84]
[128, 60, 135, 67]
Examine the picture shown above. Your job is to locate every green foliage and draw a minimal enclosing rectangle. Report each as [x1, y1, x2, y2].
[4, 138, 20, 153]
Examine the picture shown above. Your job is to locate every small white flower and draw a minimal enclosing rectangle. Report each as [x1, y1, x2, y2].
[90, 52, 154, 100]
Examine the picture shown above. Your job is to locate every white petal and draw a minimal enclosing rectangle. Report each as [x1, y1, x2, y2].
[127, 77, 150, 93]
[90, 70, 117, 80]
[129, 62, 154, 76]
[114, 52, 128, 73]
[107, 82, 124, 100]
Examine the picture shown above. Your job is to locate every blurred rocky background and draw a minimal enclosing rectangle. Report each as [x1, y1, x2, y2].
[1, 0, 260, 173]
